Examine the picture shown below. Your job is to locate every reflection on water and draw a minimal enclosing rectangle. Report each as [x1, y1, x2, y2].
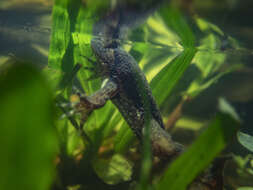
[0, 0, 51, 67]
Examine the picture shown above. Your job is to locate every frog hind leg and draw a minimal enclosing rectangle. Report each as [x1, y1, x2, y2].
[76, 78, 118, 127]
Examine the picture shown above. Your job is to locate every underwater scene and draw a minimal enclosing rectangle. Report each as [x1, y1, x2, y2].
[0, 0, 253, 190]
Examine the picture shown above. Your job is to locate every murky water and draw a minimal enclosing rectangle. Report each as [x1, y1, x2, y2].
[0, 0, 253, 189]
[0, 0, 51, 67]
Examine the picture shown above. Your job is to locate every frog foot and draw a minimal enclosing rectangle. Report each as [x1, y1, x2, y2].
[80, 55, 107, 80]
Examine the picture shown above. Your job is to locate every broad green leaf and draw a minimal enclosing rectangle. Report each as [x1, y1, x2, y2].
[156, 111, 239, 190]
[186, 64, 241, 98]
[129, 13, 181, 50]
[151, 48, 197, 106]
[185, 31, 243, 98]
[69, 2, 116, 136]
[48, 0, 86, 158]
[93, 154, 133, 184]
[114, 122, 136, 154]
[233, 155, 253, 170]
[43, 66, 62, 92]
[146, 13, 181, 48]
[49, 0, 117, 157]
[0, 63, 58, 190]
[137, 43, 180, 82]
[218, 97, 241, 122]
[237, 132, 253, 152]
[237, 187, 253, 190]
[185, 17, 243, 99]
[48, 0, 102, 92]
[48, 0, 71, 69]
[129, 14, 182, 81]
[159, 5, 195, 48]
[195, 34, 226, 77]
[195, 17, 224, 35]
[102, 108, 123, 138]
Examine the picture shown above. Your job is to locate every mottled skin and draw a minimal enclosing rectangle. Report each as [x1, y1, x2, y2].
[78, 36, 182, 157]
[91, 38, 164, 136]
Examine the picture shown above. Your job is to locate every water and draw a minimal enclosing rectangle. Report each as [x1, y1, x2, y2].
[1, 0, 253, 189]
[0, 0, 51, 67]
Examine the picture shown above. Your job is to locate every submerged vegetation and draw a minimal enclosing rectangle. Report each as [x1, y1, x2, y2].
[0, 0, 253, 190]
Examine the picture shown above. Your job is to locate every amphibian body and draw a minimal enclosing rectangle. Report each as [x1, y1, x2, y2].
[73, 2, 228, 188]
[78, 1, 182, 158]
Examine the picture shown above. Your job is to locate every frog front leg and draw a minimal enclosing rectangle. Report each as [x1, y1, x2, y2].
[76, 78, 118, 127]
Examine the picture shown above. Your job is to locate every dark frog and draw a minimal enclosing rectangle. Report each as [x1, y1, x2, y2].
[77, 37, 182, 158]
[76, 1, 182, 158]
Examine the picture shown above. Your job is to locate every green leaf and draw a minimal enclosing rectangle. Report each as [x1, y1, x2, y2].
[151, 48, 197, 106]
[195, 17, 224, 35]
[114, 123, 136, 154]
[237, 187, 253, 190]
[92, 154, 133, 184]
[49, 0, 118, 156]
[218, 97, 241, 121]
[129, 13, 181, 50]
[194, 34, 226, 77]
[0, 63, 58, 190]
[233, 155, 253, 171]
[186, 64, 241, 98]
[48, 0, 100, 92]
[185, 31, 244, 98]
[237, 132, 253, 152]
[48, 0, 71, 69]
[159, 6, 195, 48]
[156, 112, 239, 190]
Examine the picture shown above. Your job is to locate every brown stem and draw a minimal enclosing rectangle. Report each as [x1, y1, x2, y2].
[165, 97, 189, 131]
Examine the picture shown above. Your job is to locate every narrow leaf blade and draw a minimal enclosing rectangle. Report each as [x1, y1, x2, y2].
[156, 112, 239, 190]
[151, 48, 197, 106]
